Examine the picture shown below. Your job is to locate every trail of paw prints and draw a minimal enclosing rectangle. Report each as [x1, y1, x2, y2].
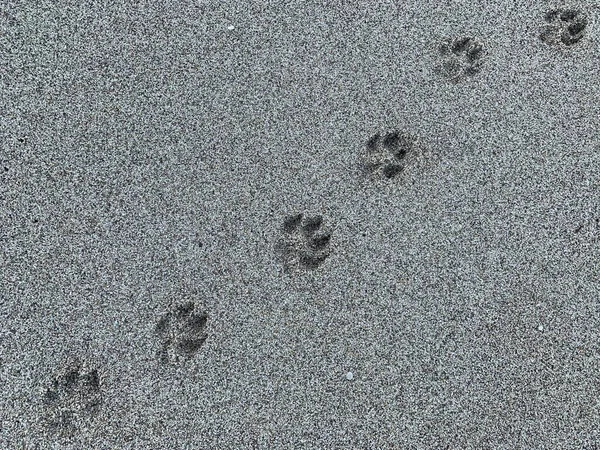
[436, 36, 484, 82]
[360, 131, 415, 180]
[540, 8, 588, 47]
[42, 360, 102, 436]
[155, 302, 208, 364]
[275, 213, 332, 271]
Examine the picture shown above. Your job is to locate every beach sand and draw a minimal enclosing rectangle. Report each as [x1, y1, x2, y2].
[1, 0, 600, 448]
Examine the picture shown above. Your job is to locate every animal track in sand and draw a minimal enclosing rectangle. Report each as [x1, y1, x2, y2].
[436, 36, 485, 82]
[540, 8, 588, 46]
[155, 302, 208, 364]
[360, 131, 416, 179]
[42, 359, 102, 435]
[275, 213, 333, 271]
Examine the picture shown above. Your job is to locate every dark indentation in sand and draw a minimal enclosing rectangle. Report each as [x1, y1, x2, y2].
[436, 36, 484, 82]
[275, 213, 332, 271]
[540, 8, 587, 46]
[545, 10, 560, 23]
[283, 213, 303, 233]
[382, 164, 403, 179]
[366, 133, 381, 151]
[42, 360, 102, 435]
[308, 233, 332, 251]
[63, 369, 80, 389]
[382, 131, 408, 158]
[451, 37, 472, 54]
[185, 312, 208, 334]
[560, 10, 577, 22]
[155, 316, 170, 335]
[466, 42, 483, 61]
[464, 65, 481, 76]
[44, 389, 59, 403]
[178, 338, 207, 356]
[298, 252, 329, 270]
[155, 302, 208, 364]
[176, 301, 195, 318]
[301, 216, 323, 236]
[85, 370, 100, 391]
[360, 130, 415, 179]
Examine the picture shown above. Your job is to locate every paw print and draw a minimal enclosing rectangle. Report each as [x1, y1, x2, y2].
[155, 302, 208, 364]
[436, 36, 484, 82]
[540, 8, 588, 46]
[42, 360, 102, 434]
[361, 131, 414, 179]
[275, 213, 332, 271]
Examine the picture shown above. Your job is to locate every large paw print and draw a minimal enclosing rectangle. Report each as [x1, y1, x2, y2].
[275, 213, 332, 271]
[436, 36, 484, 82]
[155, 302, 208, 364]
[361, 131, 414, 179]
[42, 360, 102, 434]
[540, 8, 588, 46]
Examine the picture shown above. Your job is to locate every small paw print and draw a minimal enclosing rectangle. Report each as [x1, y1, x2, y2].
[155, 302, 208, 364]
[42, 360, 102, 434]
[275, 213, 332, 271]
[437, 36, 484, 82]
[540, 8, 588, 46]
[361, 131, 414, 179]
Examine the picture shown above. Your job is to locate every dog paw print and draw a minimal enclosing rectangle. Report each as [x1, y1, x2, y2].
[42, 360, 102, 434]
[275, 213, 332, 271]
[436, 36, 484, 82]
[360, 131, 415, 179]
[540, 8, 588, 46]
[155, 302, 208, 364]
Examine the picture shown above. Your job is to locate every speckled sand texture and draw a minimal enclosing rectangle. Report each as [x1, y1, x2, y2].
[1, 1, 600, 448]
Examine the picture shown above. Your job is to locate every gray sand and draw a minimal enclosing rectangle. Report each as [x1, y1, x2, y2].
[1, 0, 600, 448]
